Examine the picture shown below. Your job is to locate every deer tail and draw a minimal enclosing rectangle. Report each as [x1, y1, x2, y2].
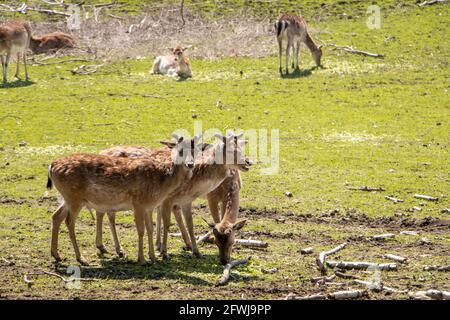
[46, 165, 53, 190]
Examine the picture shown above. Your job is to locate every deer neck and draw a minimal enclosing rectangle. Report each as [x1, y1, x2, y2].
[219, 174, 241, 226]
[304, 32, 320, 53]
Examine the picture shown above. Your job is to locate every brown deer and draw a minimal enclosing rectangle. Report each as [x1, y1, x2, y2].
[0, 20, 32, 84]
[46, 134, 199, 265]
[151, 45, 192, 78]
[274, 13, 322, 75]
[158, 133, 251, 260]
[204, 168, 246, 265]
[29, 32, 75, 54]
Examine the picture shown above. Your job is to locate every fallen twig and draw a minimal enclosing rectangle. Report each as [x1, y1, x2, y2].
[411, 289, 450, 300]
[196, 230, 213, 245]
[300, 247, 313, 255]
[419, 0, 447, 7]
[326, 261, 398, 271]
[316, 242, 347, 275]
[370, 233, 395, 241]
[383, 254, 407, 264]
[424, 265, 450, 272]
[328, 289, 368, 300]
[385, 196, 404, 203]
[234, 239, 268, 248]
[25, 270, 98, 284]
[334, 270, 361, 280]
[353, 279, 407, 294]
[71, 64, 105, 75]
[347, 186, 385, 191]
[311, 274, 336, 285]
[400, 230, 419, 236]
[413, 194, 438, 201]
[326, 44, 384, 58]
[285, 293, 326, 300]
[216, 256, 251, 286]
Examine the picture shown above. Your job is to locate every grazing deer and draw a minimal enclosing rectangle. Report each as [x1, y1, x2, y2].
[47, 134, 200, 265]
[158, 133, 251, 260]
[204, 168, 246, 265]
[0, 20, 32, 84]
[151, 45, 192, 78]
[274, 13, 323, 75]
[29, 32, 75, 54]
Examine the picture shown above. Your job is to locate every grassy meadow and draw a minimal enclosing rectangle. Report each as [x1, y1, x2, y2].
[0, 0, 448, 299]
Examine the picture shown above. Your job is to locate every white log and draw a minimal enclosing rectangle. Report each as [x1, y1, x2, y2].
[419, 0, 447, 7]
[413, 290, 450, 300]
[413, 194, 438, 201]
[196, 231, 213, 245]
[328, 290, 368, 300]
[316, 242, 347, 274]
[234, 239, 268, 248]
[383, 254, 407, 263]
[371, 233, 395, 241]
[285, 293, 326, 300]
[385, 196, 404, 203]
[400, 231, 419, 236]
[216, 256, 251, 286]
[424, 265, 450, 272]
[326, 261, 398, 271]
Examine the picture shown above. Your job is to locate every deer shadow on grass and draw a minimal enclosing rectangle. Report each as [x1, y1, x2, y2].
[0, 79, 34, 89]
[280, 65, 324, 79]
[53, 252, 258, 286]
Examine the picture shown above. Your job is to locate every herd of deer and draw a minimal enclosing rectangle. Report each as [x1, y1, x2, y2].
[1, 13, 322, 266]
[0, 12, 322, 83]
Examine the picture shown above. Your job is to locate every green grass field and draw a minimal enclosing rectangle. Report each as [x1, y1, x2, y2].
[0, 1, 449, 299]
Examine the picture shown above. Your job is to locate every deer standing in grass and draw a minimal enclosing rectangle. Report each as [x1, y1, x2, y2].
[274, 13, 323, 75]
[94, 134, 251, 265]
[47, 134, 199, 265]
[151, 45, 192, 78]
[0, 20, 31, 84]
[29, 32, 75, 54]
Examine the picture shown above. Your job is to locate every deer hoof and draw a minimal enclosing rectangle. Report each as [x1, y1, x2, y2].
[77, 257, 90, 266]
[97, 245, 108, 254]
[193, 251, 203, 259]
[117, 249, 126, 258]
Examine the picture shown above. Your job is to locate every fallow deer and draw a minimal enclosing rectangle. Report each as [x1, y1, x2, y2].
[158, 133, 251, 260]
[151, 45, 192, 78]
[0, 20, 32, 84]
[29, 32, 75, 54]
[274, 13, 323, 75]
[46, 134, 200, 265]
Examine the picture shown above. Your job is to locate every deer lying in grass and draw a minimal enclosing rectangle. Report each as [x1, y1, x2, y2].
[0, 20, 32, 84]
[29, 32, 75, 54]
[274, 12, 323, 75]
[47, 134, 199, 265]
[151, 45, 192, 78]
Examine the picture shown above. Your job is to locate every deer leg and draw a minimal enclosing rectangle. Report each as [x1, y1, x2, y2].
[182, 202, 202, 258]
[23, 51, 28, 81]
[143, 208, 156, 263]
[150, 57, 161, 74]
[291, 44, 295, 69]
[133, 205, 146, 265]
[173, 204, 192, 251]
[295, 41, 301, 70]
[51, 203, 68, 262]
[15, 53, 20, 78]
[155, 206, 162, 252]
[160, 201, 172, 260]
[285, 40, 291, 75]
[277, 38, 283, 75]
[107, 211, 125, 257]
[95, 211, 108, 254]
[65, 203, 88, 266]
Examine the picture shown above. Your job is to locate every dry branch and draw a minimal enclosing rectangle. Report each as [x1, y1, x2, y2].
[316, 242, 347, 275]
[196, 230, 213, 245]
[326, 44, 384, 58]
[383, 254, 407, 264]
[71, 64, 105, 75]
[413, 194, 438, 201]
[424, 265, 450, 272]
[326, 261, 398, 271]
[400, 230, 419, 236]
[385, 196, 404, 203]
[419, 0, 447, 6]
[412, 289, 450, 300]
[347, 186, 385, 191]
[328, 290, 368, 300]
[370, 233, 395, 241]
[25, 270, 98, 284]
[334, 271, 361, 280]
[0, 3, 70, 16]
[216, 256, 251, 286]
[285, 293, 327, 300]
[353, 279, 407, 294]
[234, 239, 268, 248]
[300, 247, 314, 255]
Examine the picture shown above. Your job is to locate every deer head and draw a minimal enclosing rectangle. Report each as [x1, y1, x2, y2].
[204, 218, 247, 265]
[160, 133, 203, 170]
[313, 45, 323, 66]
[212, 132, 252, 172]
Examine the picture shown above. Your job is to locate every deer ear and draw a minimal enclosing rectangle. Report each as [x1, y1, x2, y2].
[238, 139, 248, 146]
[214, 133, 226, 142]
[202, 217, 215, 229]
[167, 47, 174, 52]
[232, 219, 247, 231]
[159, 141, 176, 149]
[318, 45, 323, 50]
